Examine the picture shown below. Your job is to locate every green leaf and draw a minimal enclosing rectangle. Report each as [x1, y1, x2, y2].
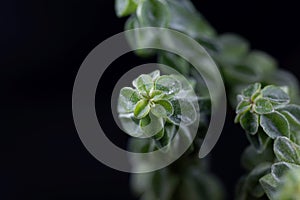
[119, 113, 144, 137]
[168, 99, 197, 126]
[240, 111, 259, 135]
[274, 136, 300, 165]
[267, 69, 299, 103]
[149, 90, 163, 100]
[140, 112, 164, 137]
[115, 0, 138, 17]
[279, 104, 300, 129]
[260, 111, 290, 139]
[242, 83, 261, 98]
[260, 173, 279, 200]
[134, 99, 150, 119]
[155, 75, 181, 97]
[155, 124, 177, 149]
[149, 70, 160, 81]
[253, 98, 274, 114]
[276, 168, 300, 200]
[153, 128, 164, 140]
[234, 112, 242, 124]
[137, 0, 170, 27]
[236, 100, 251, 114]
[151, 100, 173, 118]
[271, 162, 300, 181]
[118, 87, 140, 113]
[261, 85, 290, 105]
[135, 74, 154, 95]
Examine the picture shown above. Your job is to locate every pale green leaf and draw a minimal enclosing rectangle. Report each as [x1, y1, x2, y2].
[168, 99, 197, 126]
[136, 74, 154, 95]
[260, 111, 290, 139]
[115, 0, 138, 17]
[118, 87, 140, 113]
[140, 112, 164, 137]
[151, 100, 173, 118]
[260, 174, 279, 200]
[271, 162, 300, 181]
[155, 75, 181, 97]
[242, 83, 261, 98]
[261, 85, 290, 105]
[279, 104, 300, 129]
[274, 136, 300, 165]
[236, 100, 251, 114]
[253, 98, 274, 114]
[149, 70, 160, 81]
[134, 99, 150, 119]
[240, 111, 259, 135]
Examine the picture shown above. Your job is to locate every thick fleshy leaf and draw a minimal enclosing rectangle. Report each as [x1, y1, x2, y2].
[154, 124, 177, 149]
[242, 83, 261, 98]
[134, 99, 150, 119]
[236, 100, 251, 114]
[168, 99, 197, 126]
[149, 70, 160, 81]
[137, 0, 170, 27]
[271, 162, 300, 181]
[267, 69, 299, 103]
[276, 168, 300, 200]
[149, 90, 163, 100]
[261, 85, 290, 105]
[253, 98, 274, 114]
[279, 104, 300, 129]
[140, 113, 164, 138]
[115, 0, 138, 17]
[240, 111, 259, 135]
[234, 112, 242, 124]
[119, 114, 144, 137]
[155, 75, 181, 97]
[260, 173, 279, 200]
[135, 74, 154, 95]
[118, 87, 140, 113]
[151, 100, 173, 118]
[274, 136, 300, 165]
[260, 111, 290, 139]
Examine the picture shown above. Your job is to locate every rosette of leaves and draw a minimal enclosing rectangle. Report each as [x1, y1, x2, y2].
[235, 83, 292, 152]
[235, 83, 300, 199]
[118, 70, 197, 148]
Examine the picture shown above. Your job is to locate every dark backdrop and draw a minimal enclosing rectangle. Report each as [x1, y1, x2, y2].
[2, 0, 300, 199]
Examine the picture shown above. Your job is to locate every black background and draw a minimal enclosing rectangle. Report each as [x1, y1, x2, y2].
[2, 0, 300, 199]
